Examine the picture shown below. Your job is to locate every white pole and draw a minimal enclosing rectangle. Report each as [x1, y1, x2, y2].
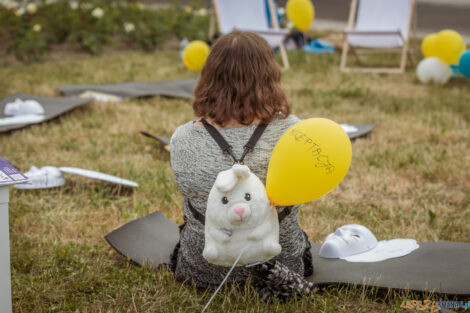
[0, 186, 12, 313]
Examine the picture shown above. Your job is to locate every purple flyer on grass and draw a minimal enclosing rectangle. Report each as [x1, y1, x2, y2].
[0, 157, 28, 186]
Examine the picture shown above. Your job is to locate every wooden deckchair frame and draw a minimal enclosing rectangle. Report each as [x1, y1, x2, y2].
[340, 0, 417, 74]
[209, 0, 290, 70]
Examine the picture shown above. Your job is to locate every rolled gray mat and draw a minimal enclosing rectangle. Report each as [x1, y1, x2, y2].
[105, 211, 470, 296]
[0, 93, 91, 133]
[56, 78, 198, 99]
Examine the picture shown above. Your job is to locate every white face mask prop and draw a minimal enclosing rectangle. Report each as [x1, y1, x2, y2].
[319, 224, 378, 259]
[203, 164, 281, 267]
[320, 224, 420, 262]
[15, 166, 65, 189]
[14, 166, 139, 189]
[4, 98, 45, 116]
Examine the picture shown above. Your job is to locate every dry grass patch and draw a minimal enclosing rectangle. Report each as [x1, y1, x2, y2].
[1, 49, 469, 312]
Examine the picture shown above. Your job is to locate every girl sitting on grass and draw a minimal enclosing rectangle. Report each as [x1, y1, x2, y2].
[170, 31, 315, 299]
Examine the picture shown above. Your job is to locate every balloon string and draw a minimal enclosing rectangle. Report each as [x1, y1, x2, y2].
[201, 248, 245, 313]
[269, 198, 277, 207]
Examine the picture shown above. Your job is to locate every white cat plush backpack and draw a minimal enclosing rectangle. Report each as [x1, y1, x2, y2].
[203, 163, 281, 266]
[188, 119, 286, 267]
[187, 119, 315, 313]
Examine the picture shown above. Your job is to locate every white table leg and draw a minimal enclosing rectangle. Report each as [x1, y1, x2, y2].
[0, 186, 12, 313]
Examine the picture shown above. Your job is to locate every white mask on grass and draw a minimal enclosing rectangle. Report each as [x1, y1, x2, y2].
[320, 224, 419, 262]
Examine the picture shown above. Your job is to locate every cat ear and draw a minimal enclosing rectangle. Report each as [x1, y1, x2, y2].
[232, 164, 250, 180]
[214, 169, 238, 193]
[214, 165, 251, 193]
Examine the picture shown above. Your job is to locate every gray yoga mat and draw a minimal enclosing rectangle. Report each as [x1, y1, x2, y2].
[105, 211, 470, 296]
[56, 78, 198, 99]
[105, 211, 179, 267]
[308, 242, 470, 296]
[0, 93, 91, 133]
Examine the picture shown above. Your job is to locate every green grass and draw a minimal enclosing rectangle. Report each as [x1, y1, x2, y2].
[1, 47, 469, 312]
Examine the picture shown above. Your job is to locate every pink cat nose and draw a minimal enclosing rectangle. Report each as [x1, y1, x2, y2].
[233, 206, 245, 216]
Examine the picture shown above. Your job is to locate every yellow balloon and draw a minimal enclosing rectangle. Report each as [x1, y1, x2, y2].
[435, 29, 466, 64]
[266, 118, 352, 206]
[421, 33, 437, 58]
[182, 40, 210, 71]
[286, 0, 315, 31]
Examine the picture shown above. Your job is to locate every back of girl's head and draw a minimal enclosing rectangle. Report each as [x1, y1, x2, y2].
[193, 31, 290, 126]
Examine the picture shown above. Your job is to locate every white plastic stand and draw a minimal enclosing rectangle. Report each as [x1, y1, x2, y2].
[0, 186, 12, 313]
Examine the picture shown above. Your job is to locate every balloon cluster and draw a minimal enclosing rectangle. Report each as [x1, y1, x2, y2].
[286, 0, 315, 31]
[418, 30, 468, 84]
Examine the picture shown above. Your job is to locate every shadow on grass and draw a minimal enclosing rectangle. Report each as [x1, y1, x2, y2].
[446, 77, 470, 88]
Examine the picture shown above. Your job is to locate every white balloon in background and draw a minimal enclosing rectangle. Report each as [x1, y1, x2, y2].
[416, 57, 453, 85]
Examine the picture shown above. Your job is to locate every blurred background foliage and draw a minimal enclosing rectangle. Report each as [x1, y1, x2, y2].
[0, 0, 210, 62]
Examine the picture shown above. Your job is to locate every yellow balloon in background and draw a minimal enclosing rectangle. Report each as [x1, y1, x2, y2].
[434, 29, 466, 64]
[266, 118, 352, 206]
[421, 33, 438, 58]
[286, 0, 315, 31]
[182, 40, 210, 71]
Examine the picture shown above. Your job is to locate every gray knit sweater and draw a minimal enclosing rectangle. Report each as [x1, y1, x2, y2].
[170, 114, 309, 288]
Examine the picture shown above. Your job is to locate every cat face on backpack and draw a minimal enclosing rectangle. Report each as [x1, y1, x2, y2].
[207, 164, 271, 229]
[204, 164, 281, 266]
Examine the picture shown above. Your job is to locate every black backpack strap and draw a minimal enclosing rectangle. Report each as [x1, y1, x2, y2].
[200, 118, 268, 164]
[201, 119, 238, 163]
[239, 123, 268, 163]
[277, 206, 292, 223]
[190, 119, 270, 226]
[187, 200, 205, 225]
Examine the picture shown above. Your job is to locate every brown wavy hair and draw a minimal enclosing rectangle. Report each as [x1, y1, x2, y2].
[192, 31, 290, 127]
